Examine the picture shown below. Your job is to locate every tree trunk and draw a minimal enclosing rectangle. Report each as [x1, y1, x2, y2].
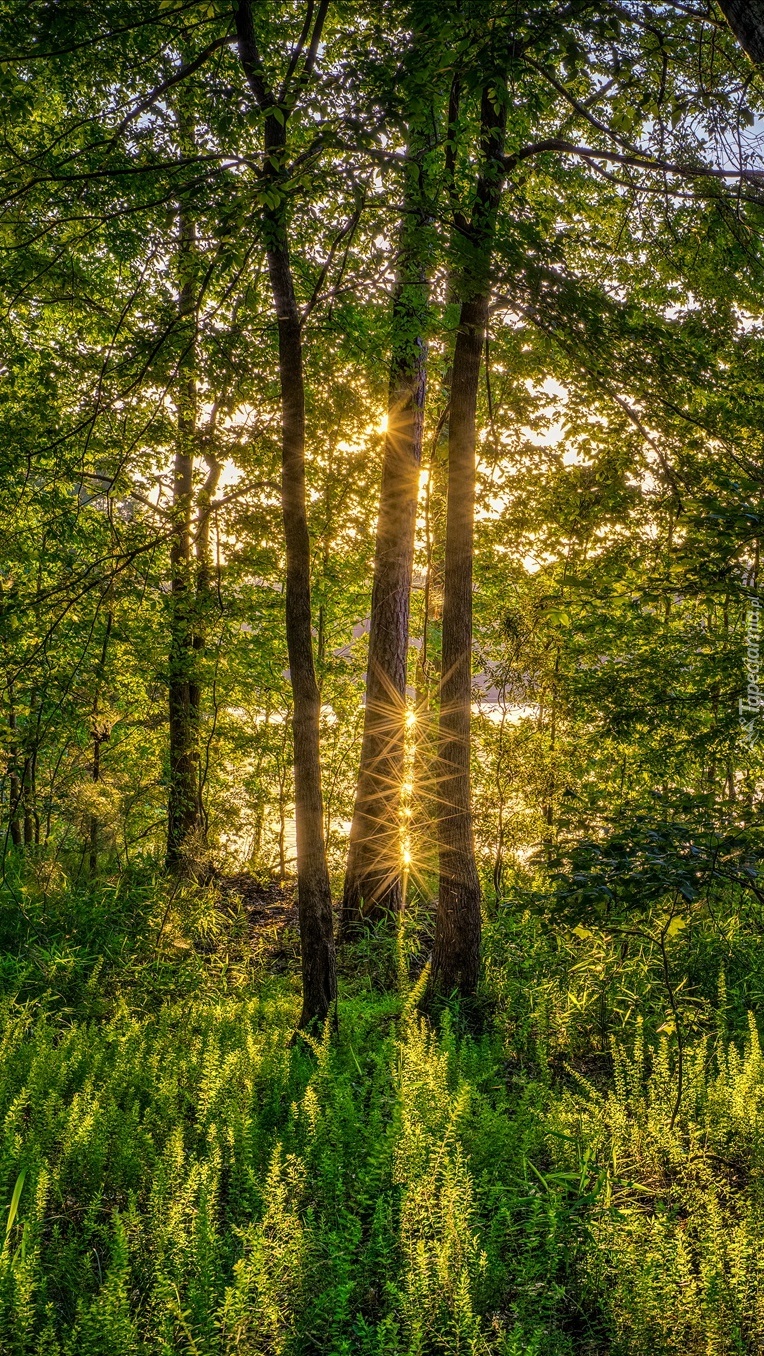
[430, 87, 506, 999]
[340, 228, 428, 933]
[89, 605, 113, 876]
[22, 763, 34, 848]
[234, 0, 336, 1027]
[166, 199, 202, 870]
[716, 0, 764, 65]
[21, 691, 40, 849]
[7, 694, 21, 849]
[267, 236, 336, 1027]
[190, 446, 222, 842]
[430, 295, 486, 996]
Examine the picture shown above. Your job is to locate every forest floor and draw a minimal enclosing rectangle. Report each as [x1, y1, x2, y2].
[0, 863, 763, 1355]
[217, 873, 300, 971]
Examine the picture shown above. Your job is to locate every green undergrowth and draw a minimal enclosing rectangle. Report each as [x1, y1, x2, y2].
[0, 868, 762, 1353]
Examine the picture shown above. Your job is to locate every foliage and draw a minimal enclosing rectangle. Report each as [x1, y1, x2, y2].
[1, 0, 764, 1350]
[0, 874, 760, 1352]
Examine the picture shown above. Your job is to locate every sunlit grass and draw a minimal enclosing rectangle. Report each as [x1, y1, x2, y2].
[2, 869, 764, 1353]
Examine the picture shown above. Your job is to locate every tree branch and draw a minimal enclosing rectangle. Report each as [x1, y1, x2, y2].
[233, 0, 274, 111]
[115, 36, 237, 137]
[505, 136, 764, 188]
[278, 0, 316, 103]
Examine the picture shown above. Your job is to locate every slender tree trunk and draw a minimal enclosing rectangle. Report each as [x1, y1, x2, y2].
[492, 682, 509, 901]
[7, 692, 21, 849]
[8, 785, 21, 848]
[340, 221, 429, 933]
[430, 88, 506, 999]
[89, 605, 113, 875]
[89, 733, 103, 873]
[235, 0, 335, 1028]
[189, 447, 222, 843]
[22, 761, 34, 848]
[277, 720, 290, 882]
[20, 688, 41, 850]
[267, 237, 336, 1026]
[166, 197, 202, 870]
[7, 686, 44, 854]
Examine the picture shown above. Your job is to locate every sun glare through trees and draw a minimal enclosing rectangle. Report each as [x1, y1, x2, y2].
[3, 1, 764, 1351]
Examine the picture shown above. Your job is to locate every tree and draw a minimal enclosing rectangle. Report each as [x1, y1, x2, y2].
[715, 0, 764, 65]
[233, 0, 336, 1027]
[340, 19, 436, 934]
[430, 76, 507, 999]
[166, 176, 203, 871]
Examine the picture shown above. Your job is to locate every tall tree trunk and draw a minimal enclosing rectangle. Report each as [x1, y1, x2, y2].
[430, 88, 506, 999]
[166, 194, 202, 870]
[7, 689, 21, 849]
[411, 270, 459, 887]
[430, 294, 486, 995]
[22, 759, 34, 847]
[340, 189, 429, 934]
[20, 686, 41, 850]
[89, 604, 113, 875]
[190, 446, 222, 842]
[234, 0, 336, 1027]
[267, 237, 336, 1027]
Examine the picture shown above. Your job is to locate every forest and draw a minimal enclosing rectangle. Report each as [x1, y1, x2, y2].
[3, 0, 764, 1351]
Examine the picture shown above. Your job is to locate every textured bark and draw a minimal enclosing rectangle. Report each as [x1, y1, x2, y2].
[6, 684, 37, 852]
[431, 89, 506, 999]
[190, 446, 222, 838]
[166, 202, 201, 870]
[430, 295, 487, 996]
[716, 0, 764, 65]
[235, 0, 336, 1028]
[21, 691, 40, 849]
[268, 237, 336, 1028]
[89, 606, 113, 876]
[340, 249, 428, 933]
[22, 766, 34, 847]
[7, 696, 21, 849]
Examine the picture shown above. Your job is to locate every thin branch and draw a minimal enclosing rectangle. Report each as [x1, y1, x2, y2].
[114, 35, 236, 137]
[505, 136, 764, 187]
[300, 202, 363, 324]
[0, 1, 207, 63]
[303, 0, 330, 78]
[278, 0, 316, 104]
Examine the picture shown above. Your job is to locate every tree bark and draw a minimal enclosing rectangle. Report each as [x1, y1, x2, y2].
[235, 0, 336, 1027]
[89, 604, 113, 875]
[166, 199, 202, 870]
[20, 688, 41, 849]
[267, 237, 336, 1027]
[5, 679, 40, 853]
[430, 88, 506, 999]
[430, 294, 486, 995]
[7, 690, 21, 849]
[190, 445, 222, 841]
[716, 0, 764, 65]
[340, 206, 429, 934]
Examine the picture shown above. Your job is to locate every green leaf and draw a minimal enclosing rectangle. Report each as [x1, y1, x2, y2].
[4, 1168, 26, 1247]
